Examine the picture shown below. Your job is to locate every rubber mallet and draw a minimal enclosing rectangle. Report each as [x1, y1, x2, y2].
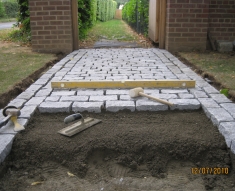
[129, 87, 174, 106]
[0, 106, 25, 132]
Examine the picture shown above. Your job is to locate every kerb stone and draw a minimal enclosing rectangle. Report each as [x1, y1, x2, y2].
[0, 134, 15, 163]
[219, 122, 235, 148]
[198, 98, 220, 109]
[106, 101, 135, 112]
[203, 108, 234, 126]
[72, 102, 104, 113]
[169, 99, 201, 110]
[220, 103, 235, 118]
[19, 105, 37, 119]
[25, 97, 46, 106]
[39, 102, 72, 113]
[136, 100, 168, 111]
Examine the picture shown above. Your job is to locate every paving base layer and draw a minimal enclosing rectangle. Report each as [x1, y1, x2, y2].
[0, 48, 235, 163]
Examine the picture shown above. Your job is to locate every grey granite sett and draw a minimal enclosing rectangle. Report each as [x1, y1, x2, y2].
[192, 90, 208, 98]
[34, 78, 50, 85]
[8, 99, 27, 108]
[106, 89, 130, 95]
[25, 84, 43, 93]
[203, 107, 234, 126]
[45, 96, 61, 102]
[198, 98, 220, 108]
[219, 122, 235, 148]
[196, 80, 211, 88]
[89, 95, 117, 102]
[60, 96, 89, 102]
[35, 88, 53, 97]
[169, 99, 201, 110]
[231, 141, 235, 154]
[106, 101, 135, 112]
[0, 134, 15, 163]
[220, 103, 235, 118]
[174, 74, 191, 80]
[119, 95, 141, 101]
[25, 97, 46, 106]
[161, 89, 188, 94]
[16, 92, 34, 100]
[77, 90, 104, 96]
[54, 71, 67, 77]
[178, 93, 194, 99]
[40, 73, 54, 79]
[203, 86, 219, 94]
[51, 91, 76, 96]
[0, 109, 4, 121]
[39, 102, 72, 113]
[19, 105, 37, 119]
[149, 93, 178, 99]
[72, 102, 104, 113]
[210, 94, 232, 104]
[136, 100, 168, 111]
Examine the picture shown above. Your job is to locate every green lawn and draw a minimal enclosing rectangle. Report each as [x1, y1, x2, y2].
[87, 19, 137, 41]
[0, 29, 56, 95]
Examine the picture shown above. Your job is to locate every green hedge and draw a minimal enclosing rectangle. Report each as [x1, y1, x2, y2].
[97, 0, 117, 22]
[0, 2, 6, 18]
[3, 1, 19, 18]
[122, 0, 149, 36]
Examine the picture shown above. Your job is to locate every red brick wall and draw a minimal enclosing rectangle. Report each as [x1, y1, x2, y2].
[165, 0, 209, 52]
[29, 0, 73, 53]
[209, 0, 235, 41]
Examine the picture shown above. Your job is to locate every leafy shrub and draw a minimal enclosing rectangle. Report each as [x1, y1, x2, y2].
[13, 0, 31, 43]
[78, 0, 97, 39]
[0, 2, 6, 18]
[97, 0, 117, 22]
[122, 0, 149, 36]
[3, 1, 19, 18]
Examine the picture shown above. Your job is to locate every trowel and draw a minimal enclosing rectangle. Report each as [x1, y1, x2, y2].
[58, 113, 101, 137]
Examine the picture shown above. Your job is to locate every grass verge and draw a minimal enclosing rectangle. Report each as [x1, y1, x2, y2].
[79, 19, 139, 48]
[0, 29, 56, 96]
[88, 19, 136, 41]
[178, 51, 235, 99]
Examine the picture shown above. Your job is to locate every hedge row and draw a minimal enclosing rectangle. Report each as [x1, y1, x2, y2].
[0, 0, 18, 18]
[17, 0, 117, 40]
[122, 0, 149, 36]
[97, 0, 117, 22]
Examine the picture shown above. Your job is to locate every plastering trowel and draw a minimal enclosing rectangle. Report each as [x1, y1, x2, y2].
[58, 113, 101, 137]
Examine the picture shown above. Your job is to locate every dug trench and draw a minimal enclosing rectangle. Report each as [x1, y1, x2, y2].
[0, 110, 235, 190]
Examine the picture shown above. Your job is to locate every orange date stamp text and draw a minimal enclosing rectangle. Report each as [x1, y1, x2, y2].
[191, 167, 229, 175]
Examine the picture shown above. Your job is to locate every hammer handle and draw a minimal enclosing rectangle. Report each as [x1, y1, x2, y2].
[139, 92, 174, 106]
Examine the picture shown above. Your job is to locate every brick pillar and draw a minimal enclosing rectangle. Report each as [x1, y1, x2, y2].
[165, 0, 209, 52]
[29, 0, 77, 53]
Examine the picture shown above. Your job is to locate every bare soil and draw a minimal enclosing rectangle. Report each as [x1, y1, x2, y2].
[1, 110, 235, 191]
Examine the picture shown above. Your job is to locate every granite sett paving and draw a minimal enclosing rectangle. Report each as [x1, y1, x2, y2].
[1, 48, 235, 163]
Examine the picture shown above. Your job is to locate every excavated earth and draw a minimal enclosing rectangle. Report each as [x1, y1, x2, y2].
[0, 110, 235, 191]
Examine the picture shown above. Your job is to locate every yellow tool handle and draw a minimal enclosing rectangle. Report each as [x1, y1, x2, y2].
[139, 92, 174, 106]
[11, 116, 25, 132]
